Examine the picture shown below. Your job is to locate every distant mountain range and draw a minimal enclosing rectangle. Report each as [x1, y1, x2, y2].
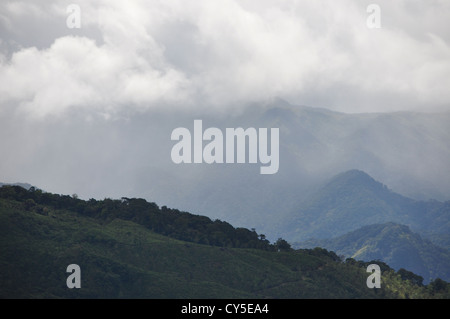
[295, 222, 450, 284]
[277, 169, 450, 284]
[142, 101, 450, 244]
[280, 169, 450, 245]
[2, 99, 450, 293]
[3, 100, 449, 249]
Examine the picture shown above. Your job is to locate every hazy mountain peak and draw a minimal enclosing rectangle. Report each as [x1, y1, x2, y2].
[329, 169, 377, 185]
[318, 169, 391, 199]
[283, 169, 423, 241]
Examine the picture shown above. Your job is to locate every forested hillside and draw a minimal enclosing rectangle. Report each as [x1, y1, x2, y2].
[1, 185, 448, 299]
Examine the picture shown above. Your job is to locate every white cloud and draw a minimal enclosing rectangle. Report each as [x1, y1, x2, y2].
[0, 0, 449, 117]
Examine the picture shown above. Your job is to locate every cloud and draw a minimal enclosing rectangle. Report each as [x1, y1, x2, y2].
[1, 1, 449, 228]
[0, 33, 190, 118]
[0, 0, 450, 118]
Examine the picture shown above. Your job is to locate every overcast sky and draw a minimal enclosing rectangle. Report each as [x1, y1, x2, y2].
[1, 1, 450, 210]
[1, 0, 449, 119]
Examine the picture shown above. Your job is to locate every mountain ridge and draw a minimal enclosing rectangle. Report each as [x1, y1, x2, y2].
[0, 182, 32, 190]
[281, 169, 449, 244]
[295, 222, 450, 284]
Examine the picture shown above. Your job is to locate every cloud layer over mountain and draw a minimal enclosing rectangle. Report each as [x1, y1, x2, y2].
[1, 1, 449, 229]
[1, 0, 450, 118]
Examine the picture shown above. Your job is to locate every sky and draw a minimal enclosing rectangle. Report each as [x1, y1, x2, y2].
[0, 0, 449, 119]
[0, 0, 450, 210]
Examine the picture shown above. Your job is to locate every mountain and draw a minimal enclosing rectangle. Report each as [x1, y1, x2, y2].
[4, 100, 450, 244]
[295, 222, 450, 284]
[280, 170, 450, 245]
[149, 102, 450, 241]
[1, 184, 448, 298]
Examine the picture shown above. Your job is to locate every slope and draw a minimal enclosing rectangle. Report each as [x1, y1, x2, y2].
[1, 185, 447, 298]
[153, 102, 450, 238]
[295, 222, 450, 284]
[282, 170, 450, 243]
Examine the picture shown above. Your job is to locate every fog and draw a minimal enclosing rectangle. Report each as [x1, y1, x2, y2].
[1, 1, 450, 234]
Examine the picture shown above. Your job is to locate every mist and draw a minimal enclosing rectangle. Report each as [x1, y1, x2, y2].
[1, 1, 450, 235]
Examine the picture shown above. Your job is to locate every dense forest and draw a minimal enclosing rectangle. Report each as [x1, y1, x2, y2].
[0, 185, 288, 251]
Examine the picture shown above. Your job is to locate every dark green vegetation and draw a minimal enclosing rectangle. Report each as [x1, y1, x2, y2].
[1, 185, 449, 298]
[296, 222, 450, 284]
[0, 185, 274, 251]
[0, 182, 32, 190]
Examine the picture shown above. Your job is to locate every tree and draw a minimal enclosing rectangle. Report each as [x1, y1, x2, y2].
[429, 278, 448, 293]
[397, 268, 423, 286]
[275, 238, 291, 252]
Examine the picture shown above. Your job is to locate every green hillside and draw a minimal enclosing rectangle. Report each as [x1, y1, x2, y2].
[295, 222, 450, 284]
[0, 185, 448, 298]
